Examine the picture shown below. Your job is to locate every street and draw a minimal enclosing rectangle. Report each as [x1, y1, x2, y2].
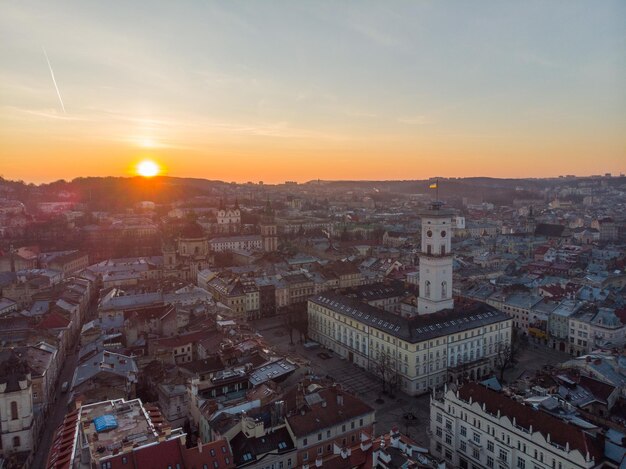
[503, 341, 571, 383]
[31, 347, 79, 469]
[30, 298, 98, 468]
[253, 316, 574, 449]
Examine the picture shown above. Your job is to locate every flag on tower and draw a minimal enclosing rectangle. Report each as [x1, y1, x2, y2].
[429, 181, 437, 189]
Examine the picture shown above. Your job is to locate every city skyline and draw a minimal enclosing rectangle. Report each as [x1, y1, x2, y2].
[2, 1, 625, 183]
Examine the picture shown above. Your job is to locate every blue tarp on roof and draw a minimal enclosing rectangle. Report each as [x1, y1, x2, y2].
[93, 414, 118, 432]
[480, 376, 503, 392]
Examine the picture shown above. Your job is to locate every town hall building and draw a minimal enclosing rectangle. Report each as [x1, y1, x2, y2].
[308, 201, 512, 395]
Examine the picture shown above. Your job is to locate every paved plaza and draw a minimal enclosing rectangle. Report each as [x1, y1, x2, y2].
[254, 317, 432, 447]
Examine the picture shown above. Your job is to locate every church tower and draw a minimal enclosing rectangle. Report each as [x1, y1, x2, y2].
[0, 350, 34, 456]
[260, 199, 278, 253]
[418, 201, 454, 314]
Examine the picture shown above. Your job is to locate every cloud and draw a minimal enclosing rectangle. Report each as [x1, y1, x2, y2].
[1, 106, 87, 121]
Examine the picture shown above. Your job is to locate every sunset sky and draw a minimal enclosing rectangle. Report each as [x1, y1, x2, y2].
[1, 1, 624, 183]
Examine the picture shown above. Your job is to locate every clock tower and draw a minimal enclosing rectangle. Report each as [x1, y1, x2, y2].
[418, 201, 454, 314]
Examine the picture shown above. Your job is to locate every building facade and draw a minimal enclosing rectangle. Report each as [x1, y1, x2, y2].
[430, 382, 603, 469]
[418, 202, 454, 314]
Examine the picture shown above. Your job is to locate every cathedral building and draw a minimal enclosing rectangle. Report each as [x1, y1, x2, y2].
[216, 200, 241, 234]
[162, 222, 212, 281]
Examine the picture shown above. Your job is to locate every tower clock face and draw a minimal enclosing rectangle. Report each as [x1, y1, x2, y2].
[441, 230, 447, 238]
[426, 230, 433, 238]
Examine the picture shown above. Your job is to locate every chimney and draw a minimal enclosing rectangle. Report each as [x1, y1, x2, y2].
[390, 428, 400, 448]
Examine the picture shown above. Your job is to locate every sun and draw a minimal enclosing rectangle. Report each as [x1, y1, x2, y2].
[136, 160, 160, 177]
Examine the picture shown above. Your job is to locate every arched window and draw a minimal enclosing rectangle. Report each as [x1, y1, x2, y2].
[441, 281, 448, 298]
[10, 401, 18, 420]
[425, 281, 431, 298]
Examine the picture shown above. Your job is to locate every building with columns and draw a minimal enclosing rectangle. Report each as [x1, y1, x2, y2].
[308, 200, 512, 395]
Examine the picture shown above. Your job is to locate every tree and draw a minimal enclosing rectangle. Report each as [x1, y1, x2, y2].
[373, 349, 400, 396]
[281, 304, 308, 345]
[494, 329, 526, 381]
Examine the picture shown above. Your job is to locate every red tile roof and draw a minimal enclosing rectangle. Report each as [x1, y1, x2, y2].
[182, 439, 235, 469]
[46, 409, 80, 469]
[131, 438, 184, 468]
[150, 330, 210, 349]
[458, 382, 603, 460]
[37, 311, 71, 329]
[285, 385, 374, 438]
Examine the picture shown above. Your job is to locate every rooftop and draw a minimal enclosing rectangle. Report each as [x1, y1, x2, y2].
[457, 382, 603, 460]
[310, 292, 509, 343]
[249, 359, 298, 387]
[77, 398, 179, 464]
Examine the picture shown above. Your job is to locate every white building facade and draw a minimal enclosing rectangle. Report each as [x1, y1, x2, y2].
[418, 202, 454, 314]
[430, 382, 602, 469]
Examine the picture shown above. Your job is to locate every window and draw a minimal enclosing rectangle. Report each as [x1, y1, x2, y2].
[487, 440, 494, 452]
[10, 401, 18, 420]
[445, 434, 452, 445]
[487, 456, 494, 468]
[473, 432, 480, 444]
[303, 438, 308, 446]
[436, 427, 442, 437]
[473, 448, 480, 459]
[318, 433, 322, 441]
[460, 441, 467, 452]
[460, 425, 466, 436]
[13, 436, 20, 448]
[436, 412, 443, 423]
[303, 452, 308, 461]
[499, 449, 508, 462]
[517, 457, 526, 469]
[445, 449, 452, 460]
[210, 449, 216, 456]
[317, 447, 323, 455]
[359, 418, 363, 427]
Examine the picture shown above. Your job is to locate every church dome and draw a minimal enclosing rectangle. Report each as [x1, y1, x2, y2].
[180, 221, 204, 239]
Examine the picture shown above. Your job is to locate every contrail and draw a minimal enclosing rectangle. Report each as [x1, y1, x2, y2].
[42, 47, 66, 113]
